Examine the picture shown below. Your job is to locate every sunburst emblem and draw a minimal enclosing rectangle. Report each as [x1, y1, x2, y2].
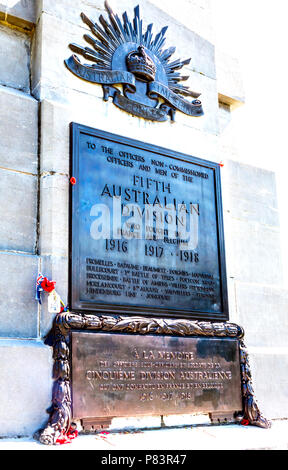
[65, 1, 203, 122]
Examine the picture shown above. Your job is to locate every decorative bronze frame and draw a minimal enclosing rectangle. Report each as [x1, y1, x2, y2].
[37, 312, 270, 445]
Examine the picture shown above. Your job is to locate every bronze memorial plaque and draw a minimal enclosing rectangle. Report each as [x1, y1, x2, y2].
[72, 332, 242, 419]
[70, 124, 228, 321]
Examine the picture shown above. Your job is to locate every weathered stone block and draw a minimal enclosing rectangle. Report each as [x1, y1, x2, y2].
[0, 169, 37, 253]
[0, 85, 38, 174]
[221, 160, 282, 284]
[216, 49, 245, 107]
[228, 195, 279, 228]
[222, 159, 278, 210]
[222, 176, 280, 230]
[40, 98, 75, 175]
[0, 253, 39, 338]
[235, 282, 288, 349]
[39, 173, 69, 258]
[225, 216, 282, 285]
[0, 339, 53, 437]
[248, 349, 288, 420]
[149, 0, 214, 44]
[36, 0, 105, 26]
[0, 24, 30, 92]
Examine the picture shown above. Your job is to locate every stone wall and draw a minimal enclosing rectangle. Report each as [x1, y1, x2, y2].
[0, 1, 52, 437]
[0, 0, 287, 437]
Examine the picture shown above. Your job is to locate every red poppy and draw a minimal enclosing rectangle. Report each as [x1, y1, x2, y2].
[240, 418, 249, 426]
[56, 434, 72, 445]
[41, 277, 56, 293]
[67, 427, 78, 439]
[55, 428, 78, 445]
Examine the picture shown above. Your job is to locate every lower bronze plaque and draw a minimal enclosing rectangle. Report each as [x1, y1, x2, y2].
[71, 332, 242, 419]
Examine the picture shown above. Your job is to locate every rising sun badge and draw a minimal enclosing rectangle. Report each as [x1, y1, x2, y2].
[65, 1, 204, 122]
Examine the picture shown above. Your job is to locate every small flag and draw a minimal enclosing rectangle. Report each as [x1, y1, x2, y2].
[35, 273, 45, 304]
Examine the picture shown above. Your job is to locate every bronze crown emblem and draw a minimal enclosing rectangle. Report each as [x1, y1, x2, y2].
[126, 46, 156, 82]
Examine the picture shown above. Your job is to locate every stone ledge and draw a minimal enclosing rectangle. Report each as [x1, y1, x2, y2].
[0, 0, 36, 31]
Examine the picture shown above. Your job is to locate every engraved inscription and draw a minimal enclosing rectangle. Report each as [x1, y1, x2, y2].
[70, 125, 228, 320]
[72, 332, 242, 419]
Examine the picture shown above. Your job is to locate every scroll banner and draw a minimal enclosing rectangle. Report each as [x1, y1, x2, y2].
[112, 91, 169, 122]
[65, 54, 203, 119]
[148, 81, 204, 117]
[64, 55, 136, 89]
